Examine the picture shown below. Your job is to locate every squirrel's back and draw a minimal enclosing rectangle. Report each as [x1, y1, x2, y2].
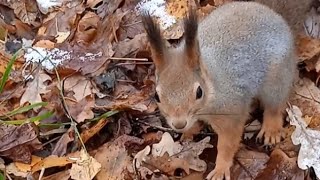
[199, 2, 296, 105]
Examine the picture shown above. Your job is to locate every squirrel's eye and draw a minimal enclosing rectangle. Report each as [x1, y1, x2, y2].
[196, 86, 203, 99]
[154, 92, 160, 103]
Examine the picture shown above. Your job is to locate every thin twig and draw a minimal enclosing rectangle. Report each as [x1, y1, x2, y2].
[41, 136, 62, 147]
[122, 21, 142, 27]
[108, 57, 149, 61]
[116, 79, 136, 83]
[116, 62, 153, 66]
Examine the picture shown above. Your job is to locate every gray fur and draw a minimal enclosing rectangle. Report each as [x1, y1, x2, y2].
[199, 2, 296, 113]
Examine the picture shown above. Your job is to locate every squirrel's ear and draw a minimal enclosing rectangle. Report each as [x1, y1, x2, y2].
[184, 9, 200, 69]
[141, 12, 166, 72]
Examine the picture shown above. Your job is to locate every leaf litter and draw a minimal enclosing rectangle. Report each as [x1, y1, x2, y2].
[0, 0, 320, 179]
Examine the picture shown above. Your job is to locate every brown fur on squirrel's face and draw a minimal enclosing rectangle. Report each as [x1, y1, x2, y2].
[142, 11, 209, 132]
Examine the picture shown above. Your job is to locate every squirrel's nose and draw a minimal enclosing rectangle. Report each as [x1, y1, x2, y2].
[172, 121, 187, 130]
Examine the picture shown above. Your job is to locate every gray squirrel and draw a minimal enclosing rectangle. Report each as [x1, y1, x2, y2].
[142, 0, 312, 179]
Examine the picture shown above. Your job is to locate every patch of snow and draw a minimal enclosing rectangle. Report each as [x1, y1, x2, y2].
[79, 52, 102, 62]
[135, 0, 176, 30]
[24, 47, 71, 70]
[36, 0, 63, 14]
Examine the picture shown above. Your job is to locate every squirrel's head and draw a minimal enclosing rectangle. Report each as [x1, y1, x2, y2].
[142, 11, 210, 132]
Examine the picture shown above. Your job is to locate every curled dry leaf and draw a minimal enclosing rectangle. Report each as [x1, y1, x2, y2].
[94, 135, 144, 180]
[0, 123, 42, 164]
[286, 105, 320, 178]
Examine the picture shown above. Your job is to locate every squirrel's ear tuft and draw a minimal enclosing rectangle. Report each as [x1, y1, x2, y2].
[184, 9, 200, 69]
[141, 12, 166, 71]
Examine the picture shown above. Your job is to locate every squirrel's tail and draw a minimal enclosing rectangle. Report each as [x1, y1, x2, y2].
[254, 0, 313, 35]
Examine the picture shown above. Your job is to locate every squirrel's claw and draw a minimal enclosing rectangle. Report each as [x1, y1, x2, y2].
[205, 166, 231, 180]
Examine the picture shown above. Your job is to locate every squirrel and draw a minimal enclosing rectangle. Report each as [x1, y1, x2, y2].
[142, 0, 312, 179]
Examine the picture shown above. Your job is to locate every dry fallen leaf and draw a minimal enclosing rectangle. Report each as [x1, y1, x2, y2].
[31, 155, 74, 172]
[113, 33, 148, 58]
[135, 132, 213, 178]
[80, 118, 110, 144]
[95, 135, 144, 180]
[0, 123, 42, 164]
[14, 155, 42, 173]
[255, 149, 304, 180]
[67, 96, 95, 123]
[73, 11, 100, 45]
[42, 170, 71, 180]
[63, 75, 93, 102]
[52, 127, 75, 156]
[10, 0, 39, 26]
[286, 105, 320, 178]
[232, 147, 270, 179]
[70, 149, 101, 180]
[290, 78, 320, 128]
[20, 70, 52, 108]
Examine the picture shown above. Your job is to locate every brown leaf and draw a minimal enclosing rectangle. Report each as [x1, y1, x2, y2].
[94, 135, 144, 180]
[70, 149, 101, 180]
[255, 149, 304, 180]
[0, 82, 25, 101]
[290, 78, 320, 128]
[146, 153, 190, 176]
[118, 11, 145, 40]
[31, 155, 74, 173]
[14, 155, 42, 172]
[64, 75, 93, 102]
[73, 11, 100, 45]
[80, 118, 110, 144]
[231, 147, 270, 179]
[67, 96, 95, 123]
[20, 70, 52, 107]
[12, 19, 35, 39]
[95, 83, 157, 113]
[9, 0, 39, 26]
[0, 123, 42, 164]
[36, 4, 85, 40]
[86, 0, 103, 9]
[113, 33, 148, 58]
[96, 0, 124, 18]
[52, 127, 75, 156]
[42, 170, 71, 180]
[297, 35, 320, 62]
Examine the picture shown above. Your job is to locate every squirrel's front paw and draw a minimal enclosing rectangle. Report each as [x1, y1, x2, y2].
[205, 166, 231, 180]
[256, 115, 285, 145]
